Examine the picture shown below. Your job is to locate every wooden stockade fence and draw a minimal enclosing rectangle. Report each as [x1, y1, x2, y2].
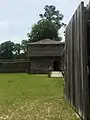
[65, 2, 90, 120]
[0, 60, 30, 73]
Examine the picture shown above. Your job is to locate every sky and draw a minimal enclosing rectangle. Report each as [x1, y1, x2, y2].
[0, 0, 89, 43]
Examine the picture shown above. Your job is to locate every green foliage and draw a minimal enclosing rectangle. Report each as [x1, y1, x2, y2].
[14, 43, 21, 55]
[28, 19, 59, 42]
[28, 5, 65, 42]
[39, 5, 66, 29]
[0, 41, 14, 59]
[21, 40, 28, 53]
[13, 43, 21, 59]
[0, 40, 28, 60]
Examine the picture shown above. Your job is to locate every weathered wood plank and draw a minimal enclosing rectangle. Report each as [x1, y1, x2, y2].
[74, 10, 78, 112]
[80, 2, 89, 119]
[66, 25, 69, 101]
[76, 5, 82, 116]
[69, 19, 73, 106]
[72, 15, 76, 107]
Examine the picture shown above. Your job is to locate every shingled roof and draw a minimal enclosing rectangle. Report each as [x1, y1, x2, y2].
[28, 39, 62, 44]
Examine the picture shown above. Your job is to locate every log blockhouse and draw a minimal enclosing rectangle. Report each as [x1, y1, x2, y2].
[27, 39, 64, 74]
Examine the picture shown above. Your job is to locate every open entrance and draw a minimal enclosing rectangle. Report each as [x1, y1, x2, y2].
[53, 60, 59, 71]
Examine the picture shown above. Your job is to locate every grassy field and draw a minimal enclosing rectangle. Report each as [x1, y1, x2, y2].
[0, 73, 79, 120]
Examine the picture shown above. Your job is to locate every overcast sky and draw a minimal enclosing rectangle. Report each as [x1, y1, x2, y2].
[0, 0, 89, 43]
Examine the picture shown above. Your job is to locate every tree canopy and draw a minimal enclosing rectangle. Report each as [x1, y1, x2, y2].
[0, 40, 28, 60]
[14, 43, 21, 56]
[21, 40, 28, 54]
[28, 5, 65, 42]
[0, 41, 14, 59]
[39, 5, 65, 30]
[27, 19, 59, 42]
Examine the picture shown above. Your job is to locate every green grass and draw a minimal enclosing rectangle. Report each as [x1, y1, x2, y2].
[0, 73, 79, 120]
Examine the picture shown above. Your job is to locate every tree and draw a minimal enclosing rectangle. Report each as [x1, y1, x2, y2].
[14, 43, 21, 55]
[39, 5, 66, 30]
[27, 19, 59, 42]
[14, 43, 21, 59]
[21, 40, 28, 53]
[0, 41, 14, 59]
[28, 5, 65, 42]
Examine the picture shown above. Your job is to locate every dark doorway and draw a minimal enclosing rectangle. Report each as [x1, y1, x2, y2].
[53, 60, 59, 71]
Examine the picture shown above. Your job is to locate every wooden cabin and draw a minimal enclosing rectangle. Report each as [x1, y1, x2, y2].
[27, 39, 64, 74]
[65, 1, 90, 120]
